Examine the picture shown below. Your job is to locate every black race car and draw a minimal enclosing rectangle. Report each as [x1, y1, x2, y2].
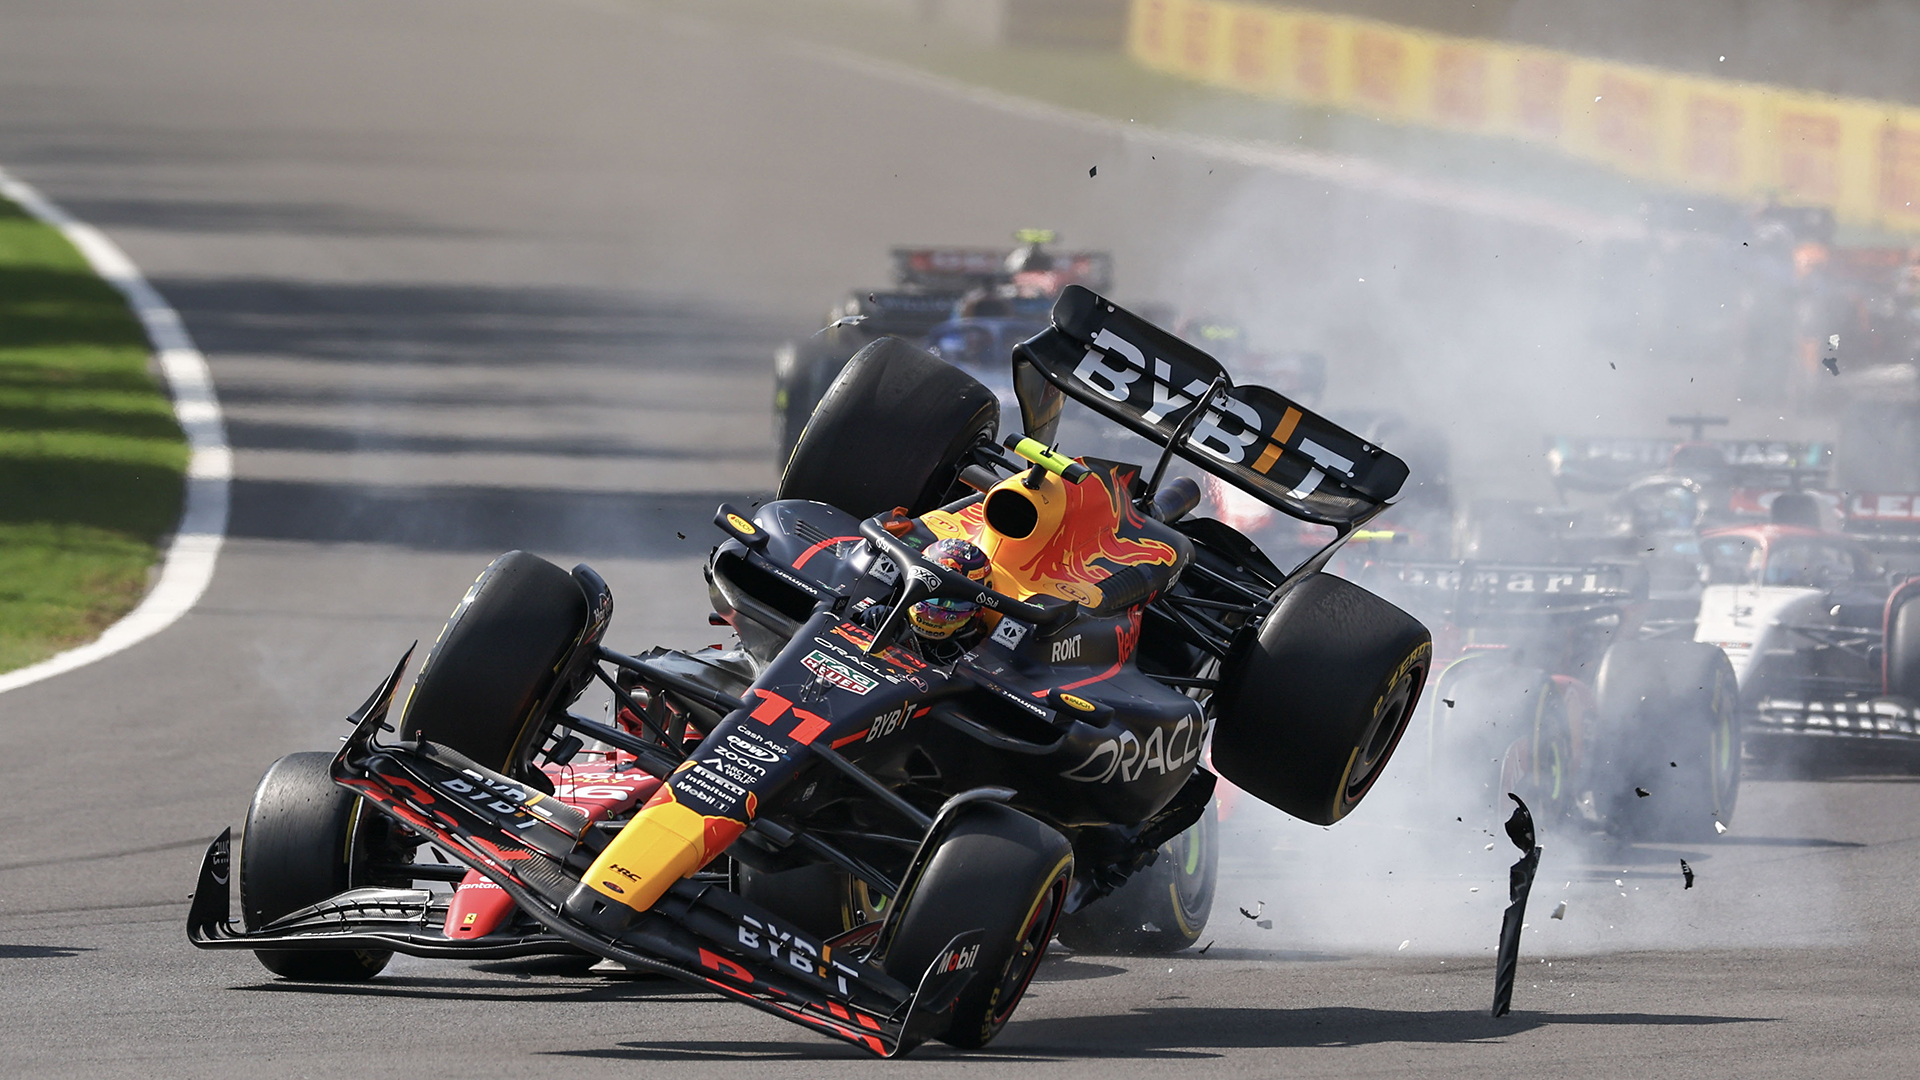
[191, 287, 1431, 1055]
[772, 231, 1113, 465]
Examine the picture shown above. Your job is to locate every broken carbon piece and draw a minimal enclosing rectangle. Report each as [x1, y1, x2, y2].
[1492, 793, 1542, 1018]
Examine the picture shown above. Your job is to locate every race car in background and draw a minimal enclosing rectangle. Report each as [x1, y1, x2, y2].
[1543, 417, 1834, 527]
[772, 231, 1113, 464]
[1360, 558, 1739, 840]
[1735, 225, 1920, 492]
[1698, 492, 1920, 768]
[1471, 420, 1839, 632]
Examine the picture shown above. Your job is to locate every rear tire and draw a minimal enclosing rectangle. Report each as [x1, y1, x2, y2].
[1591, 640, 1740, 841]
[1054, 805, 1216, 955]
[1886, 589, 1920, 701]
[881, 803, 1072, 1049]
[1213, 573, 1432, 825]
[400, 551, 589, 778]
[241, 752, 401, 981]
[777, 336, 999, 520]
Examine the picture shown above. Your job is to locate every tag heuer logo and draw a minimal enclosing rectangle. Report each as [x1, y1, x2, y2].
[802, 651, 876, 695]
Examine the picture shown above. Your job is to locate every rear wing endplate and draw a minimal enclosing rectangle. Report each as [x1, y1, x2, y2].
[1012, 286, 1408, 530]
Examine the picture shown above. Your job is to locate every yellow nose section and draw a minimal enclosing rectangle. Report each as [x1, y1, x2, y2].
[579, 795, 713, 914]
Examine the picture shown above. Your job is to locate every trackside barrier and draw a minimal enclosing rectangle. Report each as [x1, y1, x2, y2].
[1127, 0, 1920, 235]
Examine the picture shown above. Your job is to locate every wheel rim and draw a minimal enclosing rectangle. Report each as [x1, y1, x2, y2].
[850, 879, 889, 926]
[1529, 686, 1572, 815]
[989, 875, 1067, 1027]
[1343, 662, 1424, 807]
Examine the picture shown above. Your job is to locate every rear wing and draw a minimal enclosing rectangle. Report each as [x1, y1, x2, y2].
[1012, 286, 1408, 529]
[890, 247, 1114, 292]
[1546, 436, 1832, 492]
[1842, 492, 1920, 547]
[1361, 560, 1648, 623]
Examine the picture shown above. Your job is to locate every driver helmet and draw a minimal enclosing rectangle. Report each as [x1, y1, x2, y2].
[908, 538, 991, 640]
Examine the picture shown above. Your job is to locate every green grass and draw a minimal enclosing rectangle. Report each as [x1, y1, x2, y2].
[0, 195, 186, 672]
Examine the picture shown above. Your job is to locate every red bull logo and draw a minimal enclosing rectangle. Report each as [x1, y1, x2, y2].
[924, 464, 1175, 608]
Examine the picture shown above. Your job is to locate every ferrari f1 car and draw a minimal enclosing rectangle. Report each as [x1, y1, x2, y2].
[190, 286, 1431, 1055]
[1362, 558, 1740, 840]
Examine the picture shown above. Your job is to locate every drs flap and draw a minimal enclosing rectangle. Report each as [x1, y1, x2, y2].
[1012, 285, 1408, 528]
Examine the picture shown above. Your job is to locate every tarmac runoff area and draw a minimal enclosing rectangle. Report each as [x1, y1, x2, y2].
[0, 2, 1915, 1077]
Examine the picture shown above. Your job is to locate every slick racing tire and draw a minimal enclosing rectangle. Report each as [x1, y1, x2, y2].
[1434, 659, 1577, 823]
[241, 752, 406, 981]
[1212, 573, 1432, 825]
[400, 550, 589, 779]
[882, 802, 1073, 1050]
[1054, 804, 1217, 955]
[1886, 588, 1920, 701]
[778, 336, 999, 520]
[1591, 640, 1740, 842]
[774, 324, 872, 470]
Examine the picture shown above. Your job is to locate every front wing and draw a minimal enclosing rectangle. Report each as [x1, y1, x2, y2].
[1749, 696, 1920, 744]
[187, 657, 979, 1058]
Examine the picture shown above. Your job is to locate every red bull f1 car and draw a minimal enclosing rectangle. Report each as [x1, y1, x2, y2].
[190, 286, 1431, 1055]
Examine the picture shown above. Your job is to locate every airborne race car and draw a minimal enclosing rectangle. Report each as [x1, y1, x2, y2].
[189, 287, 1432, 1055]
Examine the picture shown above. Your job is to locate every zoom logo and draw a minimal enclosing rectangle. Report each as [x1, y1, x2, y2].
[726, 734, 781, 763]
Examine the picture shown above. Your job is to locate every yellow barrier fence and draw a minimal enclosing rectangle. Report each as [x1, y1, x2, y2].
[1129, 0, 1920, 234]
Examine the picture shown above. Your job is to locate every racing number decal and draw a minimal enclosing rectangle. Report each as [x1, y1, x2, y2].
[750, 689, 831, 745]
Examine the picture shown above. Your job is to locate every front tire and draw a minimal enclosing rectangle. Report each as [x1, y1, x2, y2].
[777, 336, 998, 520]
[240, 752, 402, 981]
[399, 551, 589, 778]
[1885, 588, 1920, 701]
[774, 324, 875, 469]
[881, 803, 1072, 1050]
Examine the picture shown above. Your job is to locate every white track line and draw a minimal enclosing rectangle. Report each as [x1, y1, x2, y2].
[0, 168, 230, 694]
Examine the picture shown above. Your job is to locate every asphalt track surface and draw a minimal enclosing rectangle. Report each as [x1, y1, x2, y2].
[2, 3, 1919, 1077]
